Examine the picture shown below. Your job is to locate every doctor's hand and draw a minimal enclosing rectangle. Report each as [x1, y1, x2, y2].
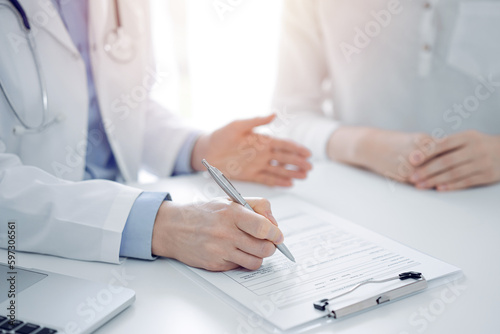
[190, 115, 312, 187]
[151, 198, 283, 271]
[409, 130, 500, 191]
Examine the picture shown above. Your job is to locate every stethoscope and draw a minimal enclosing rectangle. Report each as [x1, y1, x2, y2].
[0, 0, 134, 135]
[104, 0, 136, 63]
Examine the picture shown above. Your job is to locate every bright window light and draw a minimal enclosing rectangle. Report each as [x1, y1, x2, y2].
[150, 0, 283, 131]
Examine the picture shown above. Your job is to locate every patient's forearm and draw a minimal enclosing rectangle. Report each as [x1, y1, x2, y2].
[326, 126, 374, 168]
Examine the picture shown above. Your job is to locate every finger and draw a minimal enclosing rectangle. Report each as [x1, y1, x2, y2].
[205, 260, 239, 272]
[236, 233, 277, 259]
[410, 148, 473, 183]
[408, 134, 439, 167]
[235, 205, 284, 244]
[270, 150, 312, 171]
[421, 133, 468, 163]
[231, 114, 276, 132]
[436, 173, 488, 191]
[414, 161, 475, 189]
[271, 138, 312, 158]
[254, 172, 294, 187]
[409, 149, 426, 166]
[244, 197, 278, 226]
[225, 249, 264, 271]
[266, 163, 308, 180]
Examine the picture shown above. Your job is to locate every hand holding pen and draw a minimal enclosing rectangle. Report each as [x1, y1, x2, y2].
[151, 160, 294, 271]
[202, 159, 296, 263]
[152, 195, 287, 271]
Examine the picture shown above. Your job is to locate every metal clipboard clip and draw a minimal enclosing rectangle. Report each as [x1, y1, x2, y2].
[313, 271, 427, 319]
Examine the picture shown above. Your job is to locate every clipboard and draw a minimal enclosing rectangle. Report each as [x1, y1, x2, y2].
[313, 271, 428, 319]
[169, 195, 462, 333]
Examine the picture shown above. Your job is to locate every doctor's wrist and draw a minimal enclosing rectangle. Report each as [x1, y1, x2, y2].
[151, 201, 176, 259]
[190, 133, 210, 172]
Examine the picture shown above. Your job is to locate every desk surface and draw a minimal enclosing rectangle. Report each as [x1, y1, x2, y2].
[7, 161, 500, 333]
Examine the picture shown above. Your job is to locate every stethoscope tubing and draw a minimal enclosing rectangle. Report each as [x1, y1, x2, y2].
[1, 0, 134, 134]
[0, 0, 49, 132]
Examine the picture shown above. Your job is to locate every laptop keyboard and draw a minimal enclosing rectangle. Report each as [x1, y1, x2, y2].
[0, 316, 57, 333]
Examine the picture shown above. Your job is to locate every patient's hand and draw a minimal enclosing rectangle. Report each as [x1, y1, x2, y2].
[191, 115, 312, 187]
[409, 130, 500, 191]
[151, 198, 282, 271]
[328, 126, 434, 183]
[328, 127, 500, 191]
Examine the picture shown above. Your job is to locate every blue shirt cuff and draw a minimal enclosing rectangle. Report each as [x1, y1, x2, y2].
[172, 132, 202, 176]
[119, 191, 171, 260]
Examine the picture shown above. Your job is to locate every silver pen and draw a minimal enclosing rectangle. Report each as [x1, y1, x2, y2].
[202, 159, 296, 263]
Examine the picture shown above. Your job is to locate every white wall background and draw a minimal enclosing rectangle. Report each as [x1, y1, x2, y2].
[150, 0, 284, 131]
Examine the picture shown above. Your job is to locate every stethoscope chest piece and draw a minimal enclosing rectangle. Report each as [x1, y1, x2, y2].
[104, 0, 135, 64]
[104, 27, 135, 64]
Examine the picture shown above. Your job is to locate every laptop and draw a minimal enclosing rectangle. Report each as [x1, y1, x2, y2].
[0, 263, 135, 334]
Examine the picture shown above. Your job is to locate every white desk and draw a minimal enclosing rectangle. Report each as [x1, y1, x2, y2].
[6, 161, 500, 333]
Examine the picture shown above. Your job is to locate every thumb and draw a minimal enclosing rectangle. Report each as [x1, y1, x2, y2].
[232, 114, 276, 132]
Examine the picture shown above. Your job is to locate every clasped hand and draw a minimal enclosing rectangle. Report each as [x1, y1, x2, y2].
[408, 130, 500, 191]
[362, 129, 500, 191]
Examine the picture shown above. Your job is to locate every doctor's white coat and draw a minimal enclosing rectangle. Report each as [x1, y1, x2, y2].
[0, 0, 194, 263]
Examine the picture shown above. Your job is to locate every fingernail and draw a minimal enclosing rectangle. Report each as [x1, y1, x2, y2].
[275, 233, 284, 244]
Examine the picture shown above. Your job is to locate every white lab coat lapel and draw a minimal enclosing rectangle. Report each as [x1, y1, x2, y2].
[21, 0, 80, 58]
[88, 0, 151, 182]
[10, 0, 88, 182]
